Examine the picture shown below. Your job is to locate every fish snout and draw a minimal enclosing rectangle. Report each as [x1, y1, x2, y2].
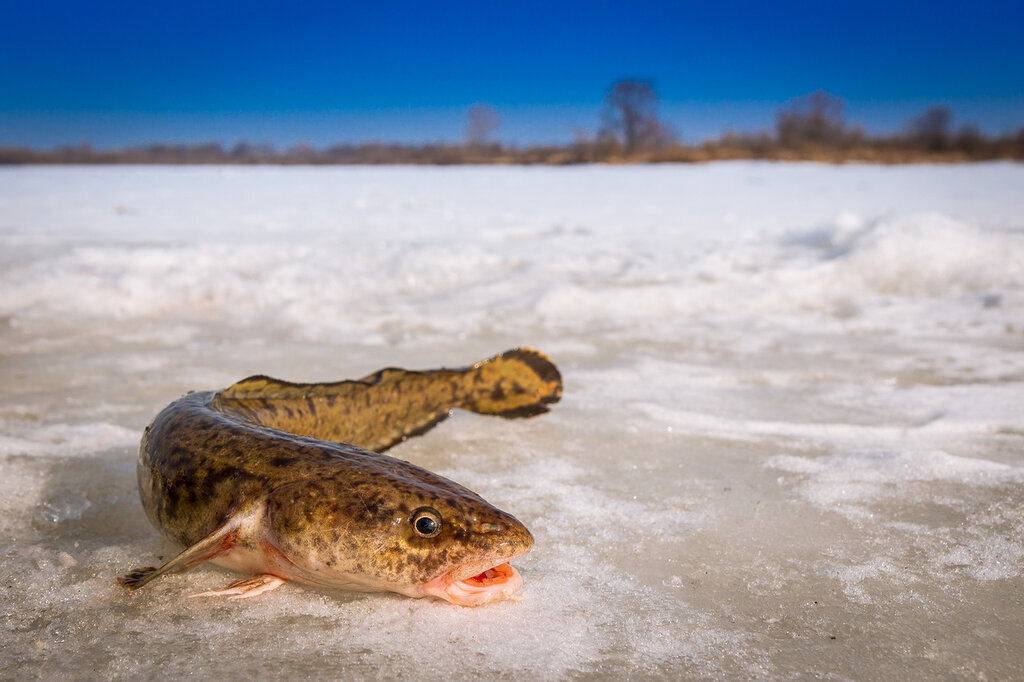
[515, 521, 534, 552]
[499, 514, 534, 553]
[471, 512, 534, 552]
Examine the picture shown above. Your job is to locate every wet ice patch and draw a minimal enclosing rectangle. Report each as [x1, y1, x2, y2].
[771, 449, 1024, 602]
[0, 457, 47, 532]
[0, 420, 135, 531]
[0, 422, 137, 458]
[825, 556, 912, 604]
[768, 449, 1024, 516]
[639, 403, 909, 447]
[444, 455, 705, 552]
[821, 510, 1024, 605]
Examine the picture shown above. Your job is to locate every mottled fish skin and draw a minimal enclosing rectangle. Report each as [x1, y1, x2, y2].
[213, 345, 563, 452]
[124, 348, 561, 603]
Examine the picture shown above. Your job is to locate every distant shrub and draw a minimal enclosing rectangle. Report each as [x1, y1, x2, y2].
[776, 90, 851, 149]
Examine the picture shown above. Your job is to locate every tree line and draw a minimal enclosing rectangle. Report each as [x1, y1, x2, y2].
[3, 83, 1022, 165]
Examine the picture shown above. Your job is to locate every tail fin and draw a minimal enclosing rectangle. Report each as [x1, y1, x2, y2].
[460, 348, 562, 417]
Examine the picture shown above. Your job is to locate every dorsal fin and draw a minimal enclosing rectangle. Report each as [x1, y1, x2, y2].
[213, 348, 562, 452]
[220, 374, 363, 401]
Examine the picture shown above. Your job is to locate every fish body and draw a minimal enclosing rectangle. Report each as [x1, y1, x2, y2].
[120, 348, 561, 606]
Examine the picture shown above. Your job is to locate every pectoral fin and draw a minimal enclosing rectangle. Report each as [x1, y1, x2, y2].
[118, 519, 239, 590]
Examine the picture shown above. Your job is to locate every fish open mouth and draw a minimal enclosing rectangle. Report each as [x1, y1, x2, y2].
[422, 559, 525, 606]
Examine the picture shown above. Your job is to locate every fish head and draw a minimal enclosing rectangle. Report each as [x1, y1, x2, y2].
[395, 486, 534, 607]
[267, 457, 534, 606]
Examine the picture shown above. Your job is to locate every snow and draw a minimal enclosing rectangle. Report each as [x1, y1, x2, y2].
[1, 162, 1023, 678]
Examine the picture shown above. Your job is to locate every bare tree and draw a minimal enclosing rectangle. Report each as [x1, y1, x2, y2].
[908, 106, 952, 152]
[776, 90, 848, 148]
[953, 124, 983, 155]
[465, 104, 501, 146]
[599, 80, 674, 155]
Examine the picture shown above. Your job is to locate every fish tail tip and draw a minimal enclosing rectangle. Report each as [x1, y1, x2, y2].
[498, 347, 562, 386]
[503, 347, 563, 403]
[466, 348, 563, 417]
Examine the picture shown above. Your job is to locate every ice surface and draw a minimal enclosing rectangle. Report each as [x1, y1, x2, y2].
[1, 163, 1023, 678]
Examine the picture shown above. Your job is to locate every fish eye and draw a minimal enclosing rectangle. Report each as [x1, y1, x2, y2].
[411, 507, 442, 538]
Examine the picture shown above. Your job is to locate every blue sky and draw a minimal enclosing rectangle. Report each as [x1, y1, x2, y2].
[2, 1, 1022, 148]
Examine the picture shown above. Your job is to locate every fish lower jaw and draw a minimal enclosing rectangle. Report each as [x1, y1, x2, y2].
[421, 560, 525, 607]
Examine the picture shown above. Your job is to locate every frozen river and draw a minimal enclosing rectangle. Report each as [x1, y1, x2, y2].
[1, 162, 1023, 679]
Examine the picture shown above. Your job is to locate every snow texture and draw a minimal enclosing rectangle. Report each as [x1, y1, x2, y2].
[1, 162, 1023, 679]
